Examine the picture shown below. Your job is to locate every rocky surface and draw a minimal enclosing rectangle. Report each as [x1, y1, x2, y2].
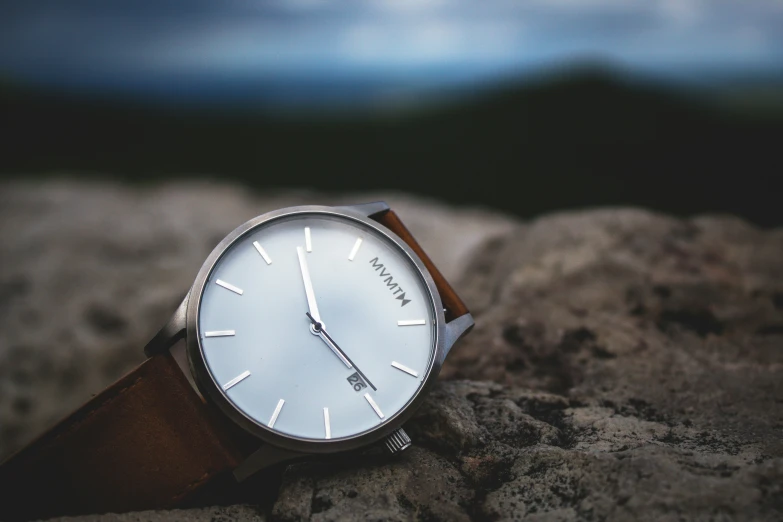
[1, 180, 782, 521]
[45, 506, 266, 522]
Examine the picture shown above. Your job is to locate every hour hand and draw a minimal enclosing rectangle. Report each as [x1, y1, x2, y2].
[306, 312, 352, 368]
[306, 313, 376, 391]
[296, 246, 321, 323]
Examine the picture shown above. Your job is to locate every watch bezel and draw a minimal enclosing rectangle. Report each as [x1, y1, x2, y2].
[185, 205, 446, 454]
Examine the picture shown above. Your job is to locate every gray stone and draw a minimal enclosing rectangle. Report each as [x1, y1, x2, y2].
[408, 381, 783, 521]
[272, 446, 473, 522]
[446, 208, 783, 460]
[1, 181, 781, 520]
[43, 505, 265, 522]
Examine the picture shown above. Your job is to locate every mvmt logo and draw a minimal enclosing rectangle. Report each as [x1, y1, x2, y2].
[369, 257, 411, 307]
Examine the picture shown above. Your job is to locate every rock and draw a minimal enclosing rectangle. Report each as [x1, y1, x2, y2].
[447, 208, 783, 460]
[270, 379, 782, 521]
[1, 181, 782, 520]
[44, 505, 265, 522]
[272, 447, 473, 522]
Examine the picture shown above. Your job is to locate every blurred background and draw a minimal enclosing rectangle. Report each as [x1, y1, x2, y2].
[2, 5, 783, 511]
[1, 0, 782, 225]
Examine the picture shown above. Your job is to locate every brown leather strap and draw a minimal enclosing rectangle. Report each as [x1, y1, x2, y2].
[374, 210, 470, 323]
[0, 353, 254, 521]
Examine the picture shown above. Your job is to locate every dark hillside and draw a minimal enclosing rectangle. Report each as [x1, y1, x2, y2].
[1, 70, 781, 225]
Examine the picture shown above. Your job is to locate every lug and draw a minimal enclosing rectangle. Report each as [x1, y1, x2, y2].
[441, 313, 474, 363]
[337, 201, 390, 219]
[234, 444, 310, 482]
[143, 291, 189, 357]
[383, 427, 412, 455]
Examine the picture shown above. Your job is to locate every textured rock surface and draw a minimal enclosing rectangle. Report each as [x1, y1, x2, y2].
[1, 181, 782, 521]
[46, 505, 266, 522]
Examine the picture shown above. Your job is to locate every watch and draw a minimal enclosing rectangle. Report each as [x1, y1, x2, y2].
[0, 203, 474, 520]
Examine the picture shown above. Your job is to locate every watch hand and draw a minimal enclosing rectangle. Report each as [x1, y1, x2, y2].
[296, 246, 321, 323]
[296, 247, 351, 368]
[306, 312, 377, 391]
[311, 316, 353, 369]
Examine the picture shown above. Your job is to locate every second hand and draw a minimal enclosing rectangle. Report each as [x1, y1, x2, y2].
[306, 312, 377, 391]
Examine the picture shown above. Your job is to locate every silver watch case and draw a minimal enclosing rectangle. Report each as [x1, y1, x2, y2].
[148, 203, 474, 460]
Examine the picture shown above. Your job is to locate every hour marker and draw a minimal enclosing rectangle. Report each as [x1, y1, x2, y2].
[222, 370, 251, 391]
[216, 279, 243, 295]
[204, 330, 235, 338]
[348, 237, 363, 261]
[323, 407, 331, 439]
[364, 393, 385, 419]
[305, 227, 312, 252]
[268, 399, 285, 428]
[397, 319, 426, 326]
[391, 361, 419, 377]
[253, 241, 272, 265]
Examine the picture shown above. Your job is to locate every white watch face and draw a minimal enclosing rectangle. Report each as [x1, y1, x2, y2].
[197, 213, 436, 441]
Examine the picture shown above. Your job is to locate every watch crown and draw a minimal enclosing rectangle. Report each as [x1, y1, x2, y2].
[384, 427, 412, 455]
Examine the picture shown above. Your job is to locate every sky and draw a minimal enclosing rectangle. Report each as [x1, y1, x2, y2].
[0, 0, 781, 105]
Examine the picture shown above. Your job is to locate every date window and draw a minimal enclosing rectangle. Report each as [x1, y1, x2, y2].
[347, 372, 367, 392]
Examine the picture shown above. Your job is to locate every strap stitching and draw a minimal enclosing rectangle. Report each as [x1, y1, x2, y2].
[169, 471, 213, 504]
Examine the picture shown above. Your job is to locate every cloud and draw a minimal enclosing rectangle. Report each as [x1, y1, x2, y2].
[0, 0, 780, 94]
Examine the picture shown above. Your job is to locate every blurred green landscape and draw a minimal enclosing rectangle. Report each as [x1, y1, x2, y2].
[2, 66, 782, 226]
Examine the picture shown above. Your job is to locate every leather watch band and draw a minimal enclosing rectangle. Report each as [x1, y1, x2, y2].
[374, 210, 470, 322]
[0, 353, 254, 521]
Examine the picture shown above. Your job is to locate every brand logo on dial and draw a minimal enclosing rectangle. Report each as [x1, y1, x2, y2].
[369, 257, 411, 307]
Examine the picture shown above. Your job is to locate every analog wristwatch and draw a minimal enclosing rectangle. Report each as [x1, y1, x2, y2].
[0, 203, 473, 520]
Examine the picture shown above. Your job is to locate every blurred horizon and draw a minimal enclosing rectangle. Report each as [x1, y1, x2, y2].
[2, 0, 782, 109]
[1, 0, 782, 227]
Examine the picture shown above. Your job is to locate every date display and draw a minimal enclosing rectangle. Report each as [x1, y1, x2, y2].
[347, 372, 367, 392]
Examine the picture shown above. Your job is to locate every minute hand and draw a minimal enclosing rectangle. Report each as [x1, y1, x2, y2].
[306, 313, 377, 391]
[296, 246, 321, 323]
